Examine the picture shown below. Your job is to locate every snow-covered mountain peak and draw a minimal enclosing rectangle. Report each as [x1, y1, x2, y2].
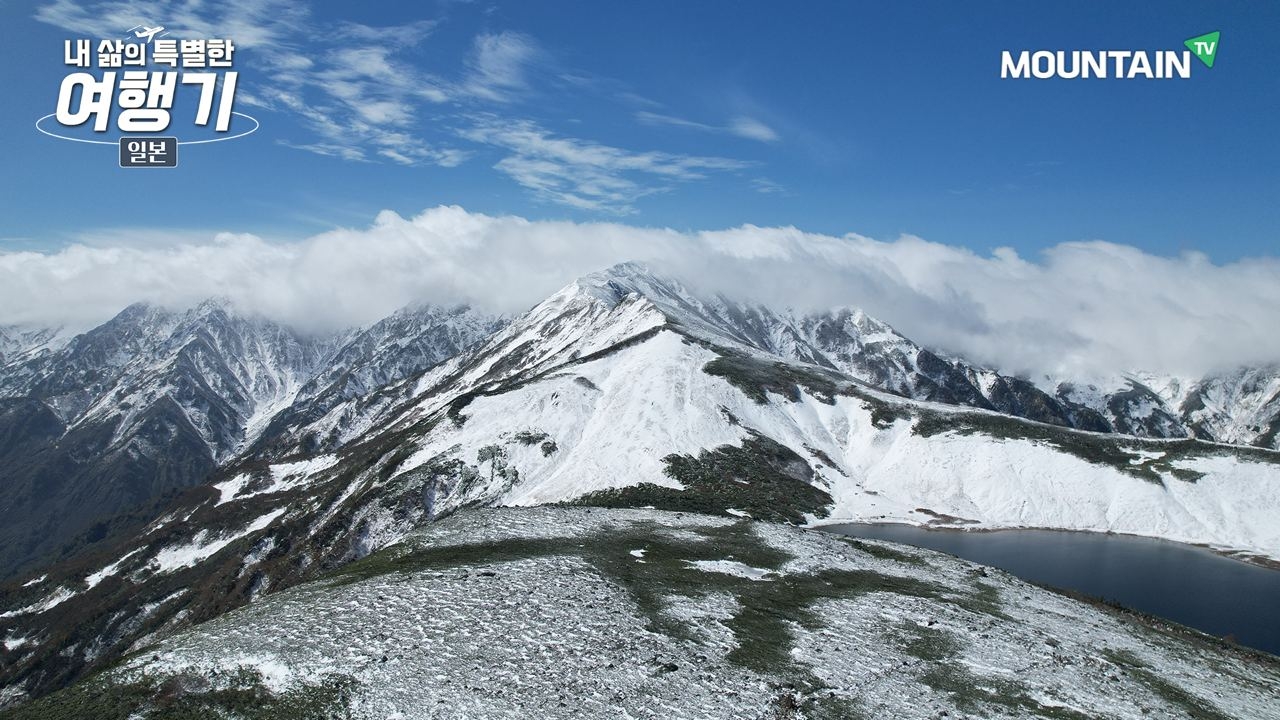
[565, 266, 913, 359]
[185, 295, 237, 316]
[465, 272, 670, 381]
[286, 301, 505, 409]
[109, 300, 170, 322]
[574, 267, 1280, 445]
[548, 262, 684, 312]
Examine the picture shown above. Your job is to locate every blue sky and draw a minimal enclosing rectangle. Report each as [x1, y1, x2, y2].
[0, 0, 1276, 260]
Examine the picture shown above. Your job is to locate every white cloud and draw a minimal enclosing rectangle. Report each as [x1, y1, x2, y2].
[462, 117, 751, 213]
[34, 0, 308, 45]
[332, 19, 438, 47]
[3, 207, 1278, 381]
[276, 140, 367, 162]
[635, 111, 718, 133]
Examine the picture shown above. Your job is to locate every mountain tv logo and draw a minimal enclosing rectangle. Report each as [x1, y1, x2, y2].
[1001, 31, 1219, 79]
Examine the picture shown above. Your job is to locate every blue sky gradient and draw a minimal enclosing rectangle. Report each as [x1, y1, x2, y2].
[1, 0, 1276, 260]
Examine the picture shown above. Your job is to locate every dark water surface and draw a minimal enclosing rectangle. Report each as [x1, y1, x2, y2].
[819, 523, 1280, 656]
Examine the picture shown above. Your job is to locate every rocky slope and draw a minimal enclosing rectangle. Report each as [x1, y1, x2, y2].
[4, 508, 1279, 719]
[0, 327, 66, 367]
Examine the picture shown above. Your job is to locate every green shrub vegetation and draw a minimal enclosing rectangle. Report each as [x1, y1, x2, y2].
[572, 432, 831, 524]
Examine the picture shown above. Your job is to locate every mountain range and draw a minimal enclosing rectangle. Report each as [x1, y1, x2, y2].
[1, 264, 1277, 579]
[1, 262, 1279, 711]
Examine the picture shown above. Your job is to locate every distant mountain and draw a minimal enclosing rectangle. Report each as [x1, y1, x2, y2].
[246, 302, 505, 458]
[0, 300, 500, 581]
[0, 300, 340, 581]
[1173, 366, 1280, 447]
[1039, 366, 1280, 450]
[4, 263, 1278, 706]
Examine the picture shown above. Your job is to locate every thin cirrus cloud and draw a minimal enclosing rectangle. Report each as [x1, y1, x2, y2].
[460, 117, 752, 214]
[727, 116, 780, 142]
[749, 177, 787, 195]
[462, 31, 541, 102]
[637, 111, 780, 142]
[3, 206, 1278, 381]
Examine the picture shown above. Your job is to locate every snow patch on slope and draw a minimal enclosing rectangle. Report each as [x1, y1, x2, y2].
[147, 508, 287, 574]
[686, 560, 776, 581]
[0, 586, 78, 618]
[215, 456, 339, 506]
[84, 549, 144, 590]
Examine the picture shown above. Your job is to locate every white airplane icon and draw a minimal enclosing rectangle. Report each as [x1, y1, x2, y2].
[134, 25, 165, 42]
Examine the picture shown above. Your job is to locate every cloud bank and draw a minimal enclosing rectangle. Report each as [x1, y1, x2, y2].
[2, 206, 1277, 380]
